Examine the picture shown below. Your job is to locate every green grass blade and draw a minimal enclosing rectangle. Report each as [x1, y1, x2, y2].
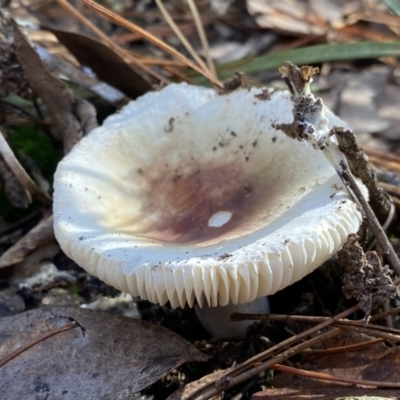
[382, 0, 400, 16]
[216, 41, 400, 80]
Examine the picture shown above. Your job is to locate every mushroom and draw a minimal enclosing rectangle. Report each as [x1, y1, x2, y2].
[53, 82, 365, 337]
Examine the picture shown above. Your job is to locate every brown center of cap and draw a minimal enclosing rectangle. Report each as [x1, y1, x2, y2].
[136, 159, 276, 245]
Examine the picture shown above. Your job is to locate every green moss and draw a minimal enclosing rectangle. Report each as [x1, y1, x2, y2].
[8, 124, 60, 181]
[69, 283, 80, 297]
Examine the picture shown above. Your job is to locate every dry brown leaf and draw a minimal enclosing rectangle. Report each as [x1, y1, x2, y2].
[0, 306, 208, 400]
[0, 214, 55, 269]
[167, 367, 232, 400]
[46, 27, 151, 100]
[256, 331, 400, 398]
[12, 20, 97, 153]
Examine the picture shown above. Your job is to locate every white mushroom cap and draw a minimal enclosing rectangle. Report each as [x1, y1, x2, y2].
[53, 83, 365, 309]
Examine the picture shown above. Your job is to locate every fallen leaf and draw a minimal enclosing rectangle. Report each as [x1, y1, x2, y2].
[0, 306, 208, 400]
[254, 331, 400, 398]
[168, 367, 230, 400]
[46, 28, 151, 100]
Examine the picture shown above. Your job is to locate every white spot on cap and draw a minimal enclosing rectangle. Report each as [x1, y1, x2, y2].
[208, 211, 232, 228]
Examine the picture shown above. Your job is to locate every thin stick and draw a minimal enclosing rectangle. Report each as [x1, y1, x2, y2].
[339, 160, 400, 276]
[303, 337, 384, 354]
[272, 363, 400, 388]
[0, 129, 52, 204]
[0, 321, 77, 368]
[187, 304, 359, 399]
[338, 323, 400, 342]
[367, 201, 395, 251]
[186, 0, 217, 79]
[155, 0, 210, 74]
[232, 313, 400, 336]
[80, 0, 222, 87]
[56, 0, 167, 83]
[190, 328, 343, 400]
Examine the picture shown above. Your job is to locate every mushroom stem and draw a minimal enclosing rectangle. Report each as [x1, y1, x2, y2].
[194, 297, 270, 339]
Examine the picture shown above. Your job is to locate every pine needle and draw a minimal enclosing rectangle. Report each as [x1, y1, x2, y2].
[79, 0, 222, 88]
[56, 0, 167, 83]
[186, 0, 217, 80]
[154, 0, 210, 76]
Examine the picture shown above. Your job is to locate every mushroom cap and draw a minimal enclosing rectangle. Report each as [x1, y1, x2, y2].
[53, 83, 364, 308]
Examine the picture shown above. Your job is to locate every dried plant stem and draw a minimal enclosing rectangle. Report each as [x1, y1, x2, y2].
[80, 0, 222, 87]
[303, 338, 384, 354]
[232, 313, 400, 330]
[232, 312, 400, 337]
[0, 321, 77, 368]
[155, 0, 210, 75]
[337, 323, 400, 342]
[367, 201, 395, 251]
[335, 127, 393, 224]
[339, 160, 400, 276]
[191, 328, 342, 400]
[186, 0, 217, 79]
[0, 129, 52, 205]
[272, 363, 400, 388]
[56, 0, 166, 83]
[187, 305, 359, 400]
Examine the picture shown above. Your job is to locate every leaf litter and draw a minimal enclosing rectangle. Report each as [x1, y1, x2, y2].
[2, 1, 400, 399]
[0, 307, 208, 400]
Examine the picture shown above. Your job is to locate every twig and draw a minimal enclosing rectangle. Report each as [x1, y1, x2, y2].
[335, 127, 393, 224]
[186, 0, 217, 80]
[367, 201, 395, 251]
[336, 322, 400, 342]
[191, 328, 343, 400]
[272, 363, 400, 388]
[187, 305, 359, 399]
[0, 128, 52, 204]
[303, 337, 384, 354]
[56, 0, 166, 83]
[79, 0, 223, 88]
[231, 313, 400, 336]
[339, 161, 400, 276]
[0, 320, 77, 368]
[155, 0, 211, 77]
